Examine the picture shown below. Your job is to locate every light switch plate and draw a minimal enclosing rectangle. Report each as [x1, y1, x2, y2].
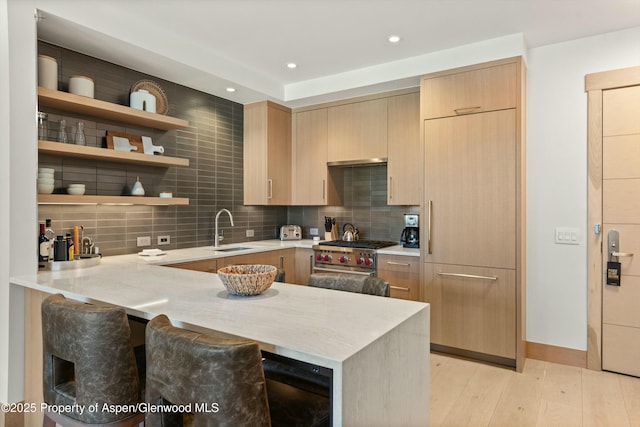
[555, 227, 580, 245]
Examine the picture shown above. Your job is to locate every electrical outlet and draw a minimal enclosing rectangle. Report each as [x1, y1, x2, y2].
[137, 236, 151, 247]
[309, 228, 319, 236]
[157, 235, 170, 245]
[246, 229, 254, 237]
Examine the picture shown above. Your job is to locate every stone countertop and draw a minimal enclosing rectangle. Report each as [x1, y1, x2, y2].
[136, 239, 419, 266]
[11, 242, 426, 369]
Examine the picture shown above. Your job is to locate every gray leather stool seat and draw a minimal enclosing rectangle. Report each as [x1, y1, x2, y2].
[41, 294, 144, 427]
[308, 273, 391, 297]
[145, 314, 330, 426]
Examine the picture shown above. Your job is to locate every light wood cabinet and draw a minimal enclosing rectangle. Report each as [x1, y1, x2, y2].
[294, 248, 315, 285]
[243, 101, 292, 205]
[387, 91, 421, 205]
[327, 98, 387, 163]
[421, 57, 525, 370]
[377, 254, 420, 301]
[421, 62, 517, 119]
[171, 258, 219, 273]
[170, 248, 296, 284]
[292, 109, 343, 205]
[423, 109, 516, 269]
[423, 263, 516, 359]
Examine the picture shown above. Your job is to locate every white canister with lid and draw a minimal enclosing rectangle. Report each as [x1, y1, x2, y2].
[38, 55, 58, 90]
[69, 76, 95, 98]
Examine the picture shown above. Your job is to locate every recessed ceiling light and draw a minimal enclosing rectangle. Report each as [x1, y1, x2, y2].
[388, 35, 401, 43]
[287, 62, 297, 69]
[226, 87, 236, 93]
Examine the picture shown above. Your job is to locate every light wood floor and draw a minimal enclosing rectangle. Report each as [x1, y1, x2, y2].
[430, 353, 640, 427]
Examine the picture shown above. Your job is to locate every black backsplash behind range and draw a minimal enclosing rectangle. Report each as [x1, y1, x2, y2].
[37, 41, 417, 256]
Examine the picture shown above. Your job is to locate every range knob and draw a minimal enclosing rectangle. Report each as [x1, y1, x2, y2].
[339, 255, 349, 263]
[316, 254, 323, 261]
[365, 258, 373, 266]
[323, 254, 332, 262]
[356, 257, 365, 265]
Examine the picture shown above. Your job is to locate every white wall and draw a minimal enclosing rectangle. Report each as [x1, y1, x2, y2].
[0, 0, 36, 404]
[526, 26, 640, 350]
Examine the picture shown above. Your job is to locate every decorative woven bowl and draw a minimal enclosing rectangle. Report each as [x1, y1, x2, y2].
[217, 264, 277, 296]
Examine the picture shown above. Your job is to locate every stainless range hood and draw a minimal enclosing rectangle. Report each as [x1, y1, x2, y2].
[327, 158, 387, 167]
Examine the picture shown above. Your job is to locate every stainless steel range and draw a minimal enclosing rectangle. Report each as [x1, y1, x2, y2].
[312, 240, 398, 276]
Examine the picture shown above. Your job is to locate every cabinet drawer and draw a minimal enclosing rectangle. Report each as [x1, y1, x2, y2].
[378, 255, 420, 301]
[421, 62, 517, 119]
[423, 263, 516, 359]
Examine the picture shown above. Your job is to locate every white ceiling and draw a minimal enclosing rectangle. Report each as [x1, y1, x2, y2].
[36, 0, 640, 107]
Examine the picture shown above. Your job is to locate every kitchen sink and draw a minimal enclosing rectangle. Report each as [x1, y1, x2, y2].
[213, 246, 253, 252]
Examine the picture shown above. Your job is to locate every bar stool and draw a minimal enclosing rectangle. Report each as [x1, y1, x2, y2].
[41, 294, 144, 427]
[145, 314, 330, 426]
[308, 273, 391, 297]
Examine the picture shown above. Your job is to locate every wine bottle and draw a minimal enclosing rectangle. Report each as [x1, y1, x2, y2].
[39, 223, 49, 263]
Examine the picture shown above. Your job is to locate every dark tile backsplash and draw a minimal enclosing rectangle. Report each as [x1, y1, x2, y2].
[37, 42, 418, 256]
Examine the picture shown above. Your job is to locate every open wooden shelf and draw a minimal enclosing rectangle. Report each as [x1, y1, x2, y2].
[38, 194, 189, 206]
[37, 87, 189, 130]
[38, 140, 189, 168]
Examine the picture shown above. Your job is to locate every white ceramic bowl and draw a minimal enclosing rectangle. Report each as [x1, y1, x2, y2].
[68, 184, 85, 188]
[38, 173, 54, 180]
[38, 167, 55, 174]
[37, 178, 55, 185]
[67, 186, 86, 195]
[37, 183, 54, 194]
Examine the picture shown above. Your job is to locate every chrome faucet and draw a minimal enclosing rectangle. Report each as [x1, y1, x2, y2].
[214, 208, 234, 248]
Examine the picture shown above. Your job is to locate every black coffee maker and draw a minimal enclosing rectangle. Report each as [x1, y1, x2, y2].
[400, 214, 419, 248]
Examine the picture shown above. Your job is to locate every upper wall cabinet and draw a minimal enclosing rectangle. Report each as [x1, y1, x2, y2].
[327, 98, 388, 163]
[243, 101, 292, 205]
[292, 108, 343, 206]
[387, 91, 421, 205]
[421, 62, 517, 119]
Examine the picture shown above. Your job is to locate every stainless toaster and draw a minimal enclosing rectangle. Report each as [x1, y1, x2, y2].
[280, 225, 302, 240]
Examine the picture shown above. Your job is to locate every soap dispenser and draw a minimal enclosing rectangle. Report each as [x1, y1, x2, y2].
[131, 176, 145, 196]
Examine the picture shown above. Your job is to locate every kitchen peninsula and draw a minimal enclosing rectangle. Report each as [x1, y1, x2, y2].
[12, 243, 429, 426]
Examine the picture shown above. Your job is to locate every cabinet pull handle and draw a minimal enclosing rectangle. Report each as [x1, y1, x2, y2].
[437, 272, 498, 281]
[322, 179, 326, 201]
[427, 200, 433, 254]
[387, 261, 410, 267]
[268, 179, 273, 199]
[389, 176, 393, 200]
[390, 285, 410, 292]
[309, 255, 313, 275]
[279, 256, 284, 269]
[453, 106, 482, 115]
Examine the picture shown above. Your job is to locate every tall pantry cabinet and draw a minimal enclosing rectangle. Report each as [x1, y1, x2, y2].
[421, 57, 526, 371]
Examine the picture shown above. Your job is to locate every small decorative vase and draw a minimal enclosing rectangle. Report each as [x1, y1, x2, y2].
[131, 176, 145, 196]
[130, 90, 156, 113]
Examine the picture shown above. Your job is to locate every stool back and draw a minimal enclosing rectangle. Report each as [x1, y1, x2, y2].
[145, 314, 271, 426]
[41, 294, 141, 424]
[308, 273, 390, 297]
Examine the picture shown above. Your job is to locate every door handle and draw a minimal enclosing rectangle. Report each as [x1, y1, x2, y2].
[608, 230, 634, 262]
[612, 252, 634, 257]
[268, 179, 273, 199]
